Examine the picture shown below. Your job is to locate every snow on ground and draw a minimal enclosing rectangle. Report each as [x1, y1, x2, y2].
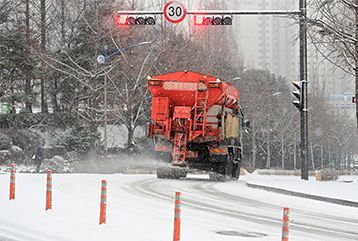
[0, 172, 357, 241]
[214, 173, 358, 222]
[0, 173, 279, 241]
[240, 173, 358, 202]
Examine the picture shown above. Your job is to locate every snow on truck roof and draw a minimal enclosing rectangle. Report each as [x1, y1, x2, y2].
[147, 70, 224, 83]
[147, 70, 240, 109]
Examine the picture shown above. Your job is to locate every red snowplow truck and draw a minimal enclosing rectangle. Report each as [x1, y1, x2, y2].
[148, 71, 244, 181]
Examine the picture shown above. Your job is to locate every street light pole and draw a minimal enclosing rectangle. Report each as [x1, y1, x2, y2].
[299, 0, 309, 180]
[104, 45, 108, 159]
[104, 73, 108, 158]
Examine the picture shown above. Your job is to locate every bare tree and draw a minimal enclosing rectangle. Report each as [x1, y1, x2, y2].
[307, 0, 358, 132]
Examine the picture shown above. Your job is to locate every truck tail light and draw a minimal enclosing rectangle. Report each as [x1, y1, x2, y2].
[209, 83, 221, 88]
[148, 80, 161, 86]
[209, 147, 228, 154]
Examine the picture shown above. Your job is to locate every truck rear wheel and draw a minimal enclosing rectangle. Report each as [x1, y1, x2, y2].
[156, 167, 170, 179]
[232, 161, 241, 180]
[209, 154, 233, 182]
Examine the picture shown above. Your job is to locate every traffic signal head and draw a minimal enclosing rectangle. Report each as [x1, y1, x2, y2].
[292, 81, 302, 110]
[194, 15, 232, 25]
[117, 15, 156, 25]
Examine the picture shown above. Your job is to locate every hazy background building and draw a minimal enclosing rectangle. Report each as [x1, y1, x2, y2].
[228, 0, 355, 119]
[231, 0, 299, 81]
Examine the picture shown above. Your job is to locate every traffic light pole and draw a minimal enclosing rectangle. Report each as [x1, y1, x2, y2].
[299, 0, 309, 180]
[117, 10, 301, 15]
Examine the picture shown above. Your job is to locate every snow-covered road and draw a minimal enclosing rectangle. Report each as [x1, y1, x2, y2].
[0, 173, 357, 241]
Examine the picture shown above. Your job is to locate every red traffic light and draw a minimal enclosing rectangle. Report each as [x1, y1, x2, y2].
[117, 15, 128, 25]
[194, 15, 204, 25]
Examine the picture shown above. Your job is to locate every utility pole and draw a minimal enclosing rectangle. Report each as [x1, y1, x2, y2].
[103, 45, 108, 160]
[299, 0, 309, 180]
[104, 73, 108, 159]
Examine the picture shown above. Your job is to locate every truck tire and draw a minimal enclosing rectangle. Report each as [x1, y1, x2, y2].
[209, 154, 233, 182]
[156, 167, 171, 179]
[179, 169, 188, 178]
[231, 147, 241, 180]
[232, 161, 241, 180]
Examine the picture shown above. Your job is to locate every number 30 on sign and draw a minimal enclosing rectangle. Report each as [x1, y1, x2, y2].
[164, 1, 187, 24]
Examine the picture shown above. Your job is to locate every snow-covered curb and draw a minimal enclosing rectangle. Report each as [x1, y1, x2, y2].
[245, 180, 358, 208]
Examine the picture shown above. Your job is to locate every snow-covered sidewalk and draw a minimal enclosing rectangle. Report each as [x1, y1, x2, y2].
[241, 173, 358, 203]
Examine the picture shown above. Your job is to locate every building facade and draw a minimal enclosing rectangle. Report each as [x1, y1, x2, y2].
[232, 0, 299, 81]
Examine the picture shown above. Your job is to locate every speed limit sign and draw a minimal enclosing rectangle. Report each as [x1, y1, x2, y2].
[163, 1, 187, 24]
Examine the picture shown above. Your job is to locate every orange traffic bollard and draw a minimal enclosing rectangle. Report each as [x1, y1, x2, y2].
[281, 207, 290, 241]
[99, 180, 107, 225]
[173, 192, 181, 241]
[46, 170, 52, 210]
[9, 163, 16, 200]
